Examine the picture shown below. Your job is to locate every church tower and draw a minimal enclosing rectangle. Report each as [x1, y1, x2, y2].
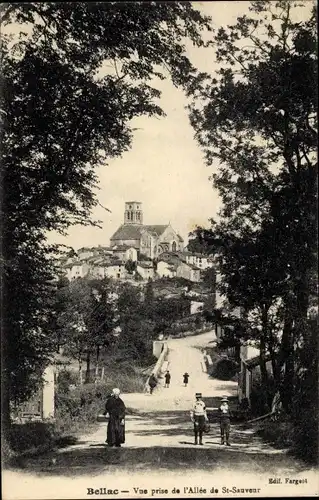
[124, 201, 143, 225]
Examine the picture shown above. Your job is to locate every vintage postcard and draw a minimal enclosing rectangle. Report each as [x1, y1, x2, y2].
[1, 1, 318, 499]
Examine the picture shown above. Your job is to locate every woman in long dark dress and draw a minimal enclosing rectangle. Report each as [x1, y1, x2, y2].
[104, 388, 126, 447]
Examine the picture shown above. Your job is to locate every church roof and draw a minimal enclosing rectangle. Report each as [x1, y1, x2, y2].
[144, 225, 168, 236]
[110, 224, 169, 241]
[110, 224, 144, 241]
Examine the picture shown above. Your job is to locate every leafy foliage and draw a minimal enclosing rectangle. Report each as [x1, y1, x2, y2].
[188, 0, 317, 420]
[56, 278, 117, 377]
[1, 2, 211, 423]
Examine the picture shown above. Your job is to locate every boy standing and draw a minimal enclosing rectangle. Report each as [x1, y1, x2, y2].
[218, 396, 231, 446]
[190, 392, 208, 445]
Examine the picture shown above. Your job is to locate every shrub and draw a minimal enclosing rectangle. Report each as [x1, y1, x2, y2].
[54, 365, 145, 435]
[250, 375, 276, 416]
[256, 419, 294, 449]
[56, 369, 78, 393]
[211, 358, 238, 380]
[291, 367, 318, 464]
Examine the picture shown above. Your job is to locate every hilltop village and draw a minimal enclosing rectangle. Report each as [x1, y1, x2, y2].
[59, 201, 216, 287]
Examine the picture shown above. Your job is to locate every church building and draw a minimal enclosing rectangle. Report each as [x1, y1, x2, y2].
[110, 202, 184, 260]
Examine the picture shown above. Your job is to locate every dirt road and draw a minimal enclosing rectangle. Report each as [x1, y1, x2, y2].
[3, 331, 316, 499]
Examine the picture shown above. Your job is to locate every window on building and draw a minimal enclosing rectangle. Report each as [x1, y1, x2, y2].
[172, 241, 177, 252]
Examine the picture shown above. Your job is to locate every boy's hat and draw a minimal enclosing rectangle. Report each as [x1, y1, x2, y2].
[195, 392, 202, 397]
[221, 396, 228, 402]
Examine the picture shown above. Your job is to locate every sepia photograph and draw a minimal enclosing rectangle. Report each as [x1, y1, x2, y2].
[1, 1, 318, 499]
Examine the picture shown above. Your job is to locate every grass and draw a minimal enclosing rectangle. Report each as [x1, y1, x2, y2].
[4, 359, 148, 467]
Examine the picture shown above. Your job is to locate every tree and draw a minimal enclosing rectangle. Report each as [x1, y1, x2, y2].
[125, 259, 137, 275]
[151, 296, 190, 336]
[56, 278, 117, 383]
[202, 266, 217, 292]
[1, 2, 212, 429]
[188, 1, 317, 414]
[116, 283, 155, 363]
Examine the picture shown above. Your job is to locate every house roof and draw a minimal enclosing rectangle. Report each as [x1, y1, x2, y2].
[178, 262, 200, 271]
[244, 353, 272, 369]
[112, 244, 130, 251]
[77, 247, 94, 253]
[177, 234, 184, 242]
[137, 262, 154, 269]
[105, 260, 122, 267]
[70, 261, 86, 266]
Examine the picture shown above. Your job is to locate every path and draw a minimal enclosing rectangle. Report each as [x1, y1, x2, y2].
[3, 331, 316, 499]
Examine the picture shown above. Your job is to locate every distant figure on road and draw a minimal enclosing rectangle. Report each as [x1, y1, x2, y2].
[190, 392, 208, 445]
[164, 370, 171, 388]
[104, 388, 126, 447]
[218, 396, 231, 446]
[183, 372, 189, 387]
[149, 373, 157, 394]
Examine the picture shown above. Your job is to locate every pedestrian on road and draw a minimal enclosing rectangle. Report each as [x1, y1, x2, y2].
[218, 396, 231, 446]
[164, 370, 171, 388]
[149, 373, 157, 394]
[183, 372, 189, 387]
[190, 392, 208, 445]
[104, 388, 126, 447]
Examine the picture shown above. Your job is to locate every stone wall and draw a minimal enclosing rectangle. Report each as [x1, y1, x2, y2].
[145, 342, 168, 392]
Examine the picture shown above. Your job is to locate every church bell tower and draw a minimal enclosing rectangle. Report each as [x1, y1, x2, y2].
[124, 201, 143, 225]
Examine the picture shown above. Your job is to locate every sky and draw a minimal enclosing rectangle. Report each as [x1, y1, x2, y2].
[44, 1, 312, 250]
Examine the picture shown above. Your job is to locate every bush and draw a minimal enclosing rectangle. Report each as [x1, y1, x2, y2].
[54, 366, 145, 435]
[250, 375, 276, 416]
[292, 413, 318, 464]
[291, 368, 318, 464]
[8, 422, 57, 453]
[256, 419, 294, 449]
[2, 422, 58, 465]
[211, 358, 238, 380]
[56, 369, 78, 393]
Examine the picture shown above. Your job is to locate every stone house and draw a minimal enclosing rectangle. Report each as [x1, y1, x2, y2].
[136, 262, 155, 280]
[112, 245, 138, 262]
[176, 262, 201, 282]
[65, 261, 90, 280]
[184, 251, 214, 271]
[104, 260, 126, 279]
[157, 260, 178, 278]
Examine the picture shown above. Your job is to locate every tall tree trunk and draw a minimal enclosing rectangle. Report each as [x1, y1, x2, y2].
[269, 340, 280, 388]
[259, 333, 270, 412]
[85, 351, 91, 383]
[278, 306, 294, 414]
[95, 346, 100, 381]
[79, 356, 83, 385]
[1, 314, 12, 441]
[260, 306, 270, 412]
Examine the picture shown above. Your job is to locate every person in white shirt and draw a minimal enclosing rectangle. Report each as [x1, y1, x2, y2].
[218, 396, 232, 445]
[190, 392, 208, 445]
